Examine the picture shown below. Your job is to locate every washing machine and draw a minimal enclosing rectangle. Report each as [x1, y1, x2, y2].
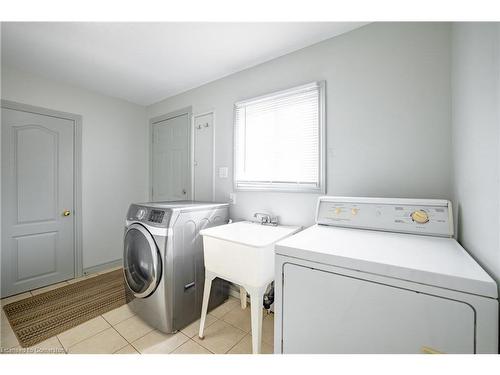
[124, 201, 229, 333]
[274, 196, 499, 354]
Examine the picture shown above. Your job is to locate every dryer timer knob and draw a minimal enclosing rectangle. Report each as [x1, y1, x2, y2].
[411, 210, 429, 224]
[136, 208, 147, 220]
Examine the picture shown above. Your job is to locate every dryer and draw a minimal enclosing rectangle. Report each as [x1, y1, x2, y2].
[124, 201, 229, 333]
[274, 197, 498, 354]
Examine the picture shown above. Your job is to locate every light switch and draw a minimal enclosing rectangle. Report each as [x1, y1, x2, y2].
[218, 167, 228, 178]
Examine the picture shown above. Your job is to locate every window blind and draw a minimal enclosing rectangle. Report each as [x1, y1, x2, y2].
[234, 81, 324, 192]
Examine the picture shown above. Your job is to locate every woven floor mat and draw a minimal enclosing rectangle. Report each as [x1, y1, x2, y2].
[2, 269, 133, 348]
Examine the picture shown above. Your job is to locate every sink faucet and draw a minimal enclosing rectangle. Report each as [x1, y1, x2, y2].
[253, 212, 279, 226]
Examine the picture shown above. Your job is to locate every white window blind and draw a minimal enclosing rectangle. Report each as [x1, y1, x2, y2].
[234, 81, 325, 193]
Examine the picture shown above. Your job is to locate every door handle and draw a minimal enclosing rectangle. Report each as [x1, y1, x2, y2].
[62, 210, 71, 217]
[182, 189, 186, 195]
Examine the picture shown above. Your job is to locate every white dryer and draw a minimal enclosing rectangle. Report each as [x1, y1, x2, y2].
[274, 197, 498, 354]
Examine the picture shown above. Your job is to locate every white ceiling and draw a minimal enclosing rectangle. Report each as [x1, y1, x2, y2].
[1, 22, 366, 105]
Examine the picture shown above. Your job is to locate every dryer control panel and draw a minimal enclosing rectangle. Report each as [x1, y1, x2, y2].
[316, 197, 453, 237]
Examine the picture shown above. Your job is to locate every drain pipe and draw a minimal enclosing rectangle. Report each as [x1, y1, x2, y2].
[263, 282, 274, 310]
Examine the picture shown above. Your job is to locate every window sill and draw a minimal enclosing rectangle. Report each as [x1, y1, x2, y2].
[234, 185, 325, 194]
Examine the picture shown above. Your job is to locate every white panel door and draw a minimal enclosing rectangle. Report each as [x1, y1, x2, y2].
[282, 263, 475, 354]
[193, 113, 214, 201]
[152, 113, 190, 201]
[1, 108, 75, 297]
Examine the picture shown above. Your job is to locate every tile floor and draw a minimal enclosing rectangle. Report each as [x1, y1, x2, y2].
[0, 267, 274, 354]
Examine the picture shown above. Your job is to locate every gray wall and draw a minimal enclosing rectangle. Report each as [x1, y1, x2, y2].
[147, 22, 452, 227]
[1, 66, 148, 270]
[451, 23, 500, 284]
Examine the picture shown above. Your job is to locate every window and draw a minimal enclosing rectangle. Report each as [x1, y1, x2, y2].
[234, 81, 325, 193]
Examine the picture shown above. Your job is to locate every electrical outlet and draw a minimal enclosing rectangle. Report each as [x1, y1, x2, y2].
[218, 167, 228, 178]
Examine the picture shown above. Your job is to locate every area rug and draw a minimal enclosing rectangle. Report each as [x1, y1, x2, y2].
[2, 269, 133, 348]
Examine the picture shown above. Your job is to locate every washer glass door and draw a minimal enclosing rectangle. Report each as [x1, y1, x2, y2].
[124, 224, 162, 298]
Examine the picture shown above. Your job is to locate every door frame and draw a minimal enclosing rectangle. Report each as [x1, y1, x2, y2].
[192, 109, 216, 201]
[149, 106, 192, 201]
[1, 99, 84, 279]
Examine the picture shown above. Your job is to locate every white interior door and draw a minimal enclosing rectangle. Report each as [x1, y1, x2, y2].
[1, 107, 75, 297]
[193, 113, 214, 201]
[152, 113, 190, 201]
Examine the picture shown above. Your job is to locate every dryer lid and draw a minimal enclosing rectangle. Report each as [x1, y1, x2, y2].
[275, 224, 498, 299]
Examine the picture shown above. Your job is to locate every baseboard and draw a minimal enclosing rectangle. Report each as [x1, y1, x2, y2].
[83, 259, 122, 276]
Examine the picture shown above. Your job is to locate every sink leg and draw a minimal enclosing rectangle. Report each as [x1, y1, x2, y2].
[199, 272, 215, 340]
[240, 286, 247, 309]
[249, 287, 264, 354]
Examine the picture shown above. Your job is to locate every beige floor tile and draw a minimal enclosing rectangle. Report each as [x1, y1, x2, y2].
[0, 322, 20, 349]
[244, 312, 274, 347]
[132, 330, 189, 354]
[1, 310, 11, 329]
[209, 298, 240, 319]
[181, 314, 217, 338]
[222, 307, 274, 342]
[227, 334, 273, 354]
[193, 320, 246, 354]
[262, 312, 274, 346]
[102, 304, 135, 326]
[114, 315, 154, 342]
[114, 344, 139, 354]
[65, 276, 87, 284]
[98, 266, 122, 275]
[222, 306, 251, 332]
[171, 339, 212, 354]
[67, 328, 128, 354]
[57, 316, 110, 349]
[28, 336, 65, 354]
[66, 273, 98, 284]
[31, 282, 68, 296]
[1, 292, 32, 307]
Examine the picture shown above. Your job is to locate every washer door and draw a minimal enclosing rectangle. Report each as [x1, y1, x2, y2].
[123, 223, 162, 298]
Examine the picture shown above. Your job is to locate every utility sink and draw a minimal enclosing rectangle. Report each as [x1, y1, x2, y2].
[200, 221, 301, 287]
[198, 220, 301, 354]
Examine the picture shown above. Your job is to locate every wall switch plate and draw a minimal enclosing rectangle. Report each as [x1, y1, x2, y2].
[229, 193, 236, 205]
[218, 167, 228, 178]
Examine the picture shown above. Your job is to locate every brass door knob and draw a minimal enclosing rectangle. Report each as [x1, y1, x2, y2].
[63, 210, 71, 217]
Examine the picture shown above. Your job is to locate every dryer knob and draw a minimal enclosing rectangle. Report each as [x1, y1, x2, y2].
[411, 210, 429, 224]
[136, 208, 147, 220]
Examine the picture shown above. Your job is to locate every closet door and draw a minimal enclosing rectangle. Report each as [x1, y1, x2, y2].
[152, 112, 190, 201]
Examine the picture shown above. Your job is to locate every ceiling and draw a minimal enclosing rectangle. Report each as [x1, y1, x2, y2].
[1, 22, 366, 105]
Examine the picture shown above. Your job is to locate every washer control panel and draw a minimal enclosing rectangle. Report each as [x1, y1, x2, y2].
[148, 209, 165, 224]
[316, 197, 453, 237]
[127, 204, 171, 227]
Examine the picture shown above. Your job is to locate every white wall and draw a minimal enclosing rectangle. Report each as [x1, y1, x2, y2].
[1, 66, 148, 270]
[148, 22, 452, 227]
[451, 23, 500, 284]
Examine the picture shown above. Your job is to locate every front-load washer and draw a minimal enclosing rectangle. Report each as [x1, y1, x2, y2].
[274, 196, 498, 354]
[123, 201, 229, 333]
